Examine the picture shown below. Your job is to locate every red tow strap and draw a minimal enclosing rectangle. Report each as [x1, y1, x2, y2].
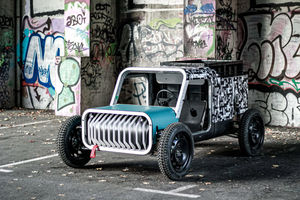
[90, 145, 99, 158]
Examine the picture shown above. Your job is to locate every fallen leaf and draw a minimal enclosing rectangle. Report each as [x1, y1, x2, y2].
[122, 167, 129, 172]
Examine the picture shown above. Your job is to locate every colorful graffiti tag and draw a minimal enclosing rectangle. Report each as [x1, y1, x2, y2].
[55, 57, 81, 115]
[22, 16, 65, 109]
[64, 0, 90, 56]
[184, 0, 216, 58]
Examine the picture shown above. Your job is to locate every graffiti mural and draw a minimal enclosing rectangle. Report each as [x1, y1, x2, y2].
[184, 0, 216, 58]
[64, 0, 90, 56]
[55, 57, 81, 116]
[238, 2, 300, 127]
[22, 16, 65, 109]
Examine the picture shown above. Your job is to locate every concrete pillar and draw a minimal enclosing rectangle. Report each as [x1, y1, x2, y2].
[80, 0, 117, 113]
[0, 1, 15, 108]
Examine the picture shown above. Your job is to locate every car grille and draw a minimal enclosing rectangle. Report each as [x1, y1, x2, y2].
[82, 110, 153, 155]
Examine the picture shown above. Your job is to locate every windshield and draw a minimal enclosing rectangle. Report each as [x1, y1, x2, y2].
[114, 69, 185, 109]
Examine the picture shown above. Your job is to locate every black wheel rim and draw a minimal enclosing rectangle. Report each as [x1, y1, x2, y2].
[170, 132, 191, 172]
[67, 126, 87, 158]
[248, 115, 264, 151]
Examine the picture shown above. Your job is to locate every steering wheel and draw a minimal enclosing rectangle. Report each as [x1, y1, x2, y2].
[156, 89, 177, 106]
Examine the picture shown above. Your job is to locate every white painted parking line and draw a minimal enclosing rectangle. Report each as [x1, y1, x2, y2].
[0, 119, 57, 130]
[0, 169, 14, 173]
[0, 154, 58, 169]
[134, 185, 200, 199]
[169, 185, 197, 193]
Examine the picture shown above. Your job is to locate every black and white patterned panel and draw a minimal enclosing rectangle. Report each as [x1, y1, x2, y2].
[183, 67, 219, 82]
[212, 77, 235, 122]
[182, 67, 248, 123]
[234, 76, 248, 114]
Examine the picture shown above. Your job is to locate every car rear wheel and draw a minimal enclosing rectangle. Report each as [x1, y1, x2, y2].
[158, 122, 194, 180]
[239, 109, 265, 156]
[57, 115, 91, 168]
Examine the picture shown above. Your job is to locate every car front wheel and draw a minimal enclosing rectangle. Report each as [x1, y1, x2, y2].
[158, 122, 194, 180]
[57, 115, 91, 168]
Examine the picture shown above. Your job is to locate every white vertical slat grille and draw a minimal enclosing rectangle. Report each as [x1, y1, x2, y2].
[84, 112, 151, 153]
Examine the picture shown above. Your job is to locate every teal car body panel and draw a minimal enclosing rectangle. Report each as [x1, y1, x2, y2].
[97, 104, 178, 142]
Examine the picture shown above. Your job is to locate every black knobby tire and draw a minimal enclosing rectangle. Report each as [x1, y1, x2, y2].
[239, 109, 265, 156]
[158, 122, 194, 180]
[57, 115, 91, 168]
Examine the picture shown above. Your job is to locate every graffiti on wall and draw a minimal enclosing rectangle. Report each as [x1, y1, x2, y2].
[238, 3, 300, 127]
[249, 90, 300, 127]
[90, 1, 116, 65]
[64, 0, 90, 56]
[0, 29, 14, 108]
[216, 0, 237, 60]
[0, 13, 14, 108]
[0, 15, 13, 28]
[119, 77, 148, 105]
[81, 61, 102, 88]
[184, 0, 216, 58]
[119, 17, 183, 66]
[55, 57, 81, 115]
[22, 16, 65, 109]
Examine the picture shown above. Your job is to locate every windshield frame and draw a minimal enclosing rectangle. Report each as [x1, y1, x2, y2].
[110, 67, 188, 118]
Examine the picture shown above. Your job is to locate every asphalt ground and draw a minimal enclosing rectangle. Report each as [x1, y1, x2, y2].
[0, 109, 299, 200]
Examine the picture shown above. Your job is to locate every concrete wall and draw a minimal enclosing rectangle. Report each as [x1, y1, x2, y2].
[238, 0, 300, 127]
[2, 0, 300, 127]
[0, 1, 15, 108]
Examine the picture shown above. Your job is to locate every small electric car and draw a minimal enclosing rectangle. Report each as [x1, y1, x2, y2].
[57, 60, 265, 180]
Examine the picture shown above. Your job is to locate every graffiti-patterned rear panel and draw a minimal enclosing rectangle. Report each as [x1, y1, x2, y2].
[171, 63, 248, 123]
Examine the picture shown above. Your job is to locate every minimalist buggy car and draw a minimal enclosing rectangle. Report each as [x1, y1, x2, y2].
[57, 60, 265, 180]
